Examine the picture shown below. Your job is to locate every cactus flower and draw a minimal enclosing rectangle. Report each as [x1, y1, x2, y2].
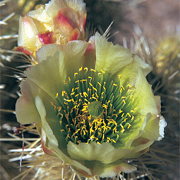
[16, 33, 166, 177]
[17, 0, 86, 56]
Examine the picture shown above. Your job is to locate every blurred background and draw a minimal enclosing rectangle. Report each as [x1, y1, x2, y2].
[0, 0, 179, 179]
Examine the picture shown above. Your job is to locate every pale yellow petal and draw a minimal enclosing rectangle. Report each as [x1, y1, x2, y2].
[15, 81, 40, 125]
[67, 142, 133, 164]
[66, 0, 86, 13]
[100, 163, 136, 178]
[35, 96, 58, 147]
[18, 16, 41, 51]
[15, 78, 54, 125]
[118, 56, 158, 116]
[140, 113, 160, 141]
[62, 40, 88, 76]
[51, 145, 93, 177]
[27, 46, 65, 99]
[95, 33, 133, 75]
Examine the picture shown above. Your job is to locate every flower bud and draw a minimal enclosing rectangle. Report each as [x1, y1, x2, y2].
[17, 0, 86, 56]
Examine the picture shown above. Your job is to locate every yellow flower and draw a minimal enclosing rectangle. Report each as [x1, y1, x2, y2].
[16, 33, 166, 177]
[17, 0, 86, 56]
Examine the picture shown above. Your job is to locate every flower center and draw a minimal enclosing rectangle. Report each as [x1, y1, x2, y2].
[87, 101, 103, 117]
[54, 67, 138, 144]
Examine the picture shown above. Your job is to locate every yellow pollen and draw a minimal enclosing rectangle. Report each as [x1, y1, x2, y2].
[79, 67, 83, 71]
[122, 118, 127, 123]
[102, 134, 105, 140]
[113, 83, 117, 86]
[106, 100, 110, 104]
[62, 91, 66, 96]
[113, 128, 117, 133]
[101, 92, 105, 96]
[84, 67, 88, 71]
[120, 86, 125, 93]
[83, 92, 88, 97]
[72, 129, 80, 137]
[112, 114, 118, 118]
[127, 113, 131, 117]
[94, 92, 99, 97]
[110, 139, 116, 143]
[102, 104, 108, 109]
[90, 69, 96, 72]
[107, 137, 111, 142]
[84, 98, 89, 102]
[66, 99, 74, 102]
[108, 119, 117, 126]
[120, 124, 125, 133]
[90, 134, 96, 140]
[91, 96, 98, 101]
[127, 84, 133, 88]
[90, 128, 94, 134]
[56, 93, 59, 98]
[92, 87, 97, 92]
[82, 105, 88, 112]
[80, 79, 87, 82]
[89, 82, 93, 87]
[127, 123, 131, 129]
[122, 100, 126, 105]
[74, 72, 78, 76]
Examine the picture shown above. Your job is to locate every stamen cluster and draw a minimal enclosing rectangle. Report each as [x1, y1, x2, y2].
[54, 67, 138, 144]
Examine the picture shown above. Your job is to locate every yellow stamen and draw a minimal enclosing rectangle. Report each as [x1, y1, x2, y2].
[90, 69, 96, 72]
[62, 91, 66, 96]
